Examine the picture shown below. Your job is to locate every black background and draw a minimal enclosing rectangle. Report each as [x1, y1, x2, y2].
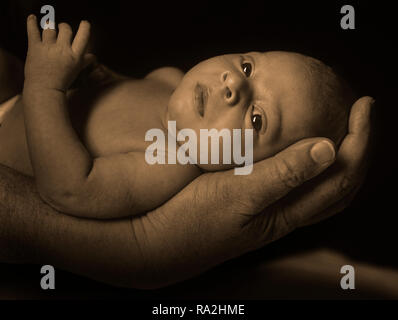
[0, 0, 397, 299]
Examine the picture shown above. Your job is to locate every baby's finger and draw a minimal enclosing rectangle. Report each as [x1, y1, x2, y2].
[72, 21, 91, 57]
[57, 23, 73, 45]
[27, 15, 41, 45]
[42, 28, 57, 44]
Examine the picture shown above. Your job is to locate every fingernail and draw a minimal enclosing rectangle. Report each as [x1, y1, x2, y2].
[28, 14, 36, 20]
[310, 141, 335, 165]
[370, 97, 376, 106]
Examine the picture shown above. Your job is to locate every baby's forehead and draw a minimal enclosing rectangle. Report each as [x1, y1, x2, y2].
[252, 51, 311, 69]
[246, 51, 313, 88]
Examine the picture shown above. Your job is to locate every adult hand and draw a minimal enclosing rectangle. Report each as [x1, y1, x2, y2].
[134, 96, 373, 288]
[0, 97, 373, 289]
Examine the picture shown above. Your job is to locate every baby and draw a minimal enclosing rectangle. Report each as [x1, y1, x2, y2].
[0, 16, 355, 219]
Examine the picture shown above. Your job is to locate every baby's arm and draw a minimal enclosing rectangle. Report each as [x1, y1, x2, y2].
[23, 16, 197, 218]
[42, 151, 200, 219]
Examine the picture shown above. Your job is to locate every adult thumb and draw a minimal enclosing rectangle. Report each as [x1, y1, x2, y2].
[243, 138, 336, 212]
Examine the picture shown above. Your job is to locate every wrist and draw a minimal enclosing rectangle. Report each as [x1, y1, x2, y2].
[23, 81, 67, 95]
[23, 83, 67, 101]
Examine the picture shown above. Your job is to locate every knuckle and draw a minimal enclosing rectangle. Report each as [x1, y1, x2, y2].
[273, 156, 303, 189]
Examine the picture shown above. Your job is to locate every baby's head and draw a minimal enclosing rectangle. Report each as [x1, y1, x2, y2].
[166, 51, 356, 171]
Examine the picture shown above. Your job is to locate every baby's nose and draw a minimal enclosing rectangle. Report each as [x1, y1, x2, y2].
[220, 71, 245, 106]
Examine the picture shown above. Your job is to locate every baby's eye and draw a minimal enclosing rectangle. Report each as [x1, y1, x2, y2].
[251, 113, 262, 131]
[241, 62, 252, 77]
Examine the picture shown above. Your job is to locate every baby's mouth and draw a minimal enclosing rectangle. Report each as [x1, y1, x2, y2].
[194, 83, 208, 117]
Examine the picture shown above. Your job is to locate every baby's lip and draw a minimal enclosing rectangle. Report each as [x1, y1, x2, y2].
[194, 83, 208, 117]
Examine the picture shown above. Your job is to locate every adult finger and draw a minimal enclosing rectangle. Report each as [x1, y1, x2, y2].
[302, 155, 370, 227]
[42, 28, 57, 44]
[220, 137, 336, 216]
[270, 96, 374, 229]
[57, 23, 73, 45]
[301, 184, 360, 227]
[26, 15, 41, 45]
[72, 20, 91, 57]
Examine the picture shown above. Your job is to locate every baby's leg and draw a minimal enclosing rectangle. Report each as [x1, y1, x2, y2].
[0, 48, 24, 104]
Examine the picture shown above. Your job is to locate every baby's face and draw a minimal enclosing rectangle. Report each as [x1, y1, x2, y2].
[167, 51, 325, 170]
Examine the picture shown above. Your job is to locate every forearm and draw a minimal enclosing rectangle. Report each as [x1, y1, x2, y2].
[0, 165, 149, 288]
[22, 86, 92, 195]
[0, 164, 220, 289]
[0, 166, 241, 289]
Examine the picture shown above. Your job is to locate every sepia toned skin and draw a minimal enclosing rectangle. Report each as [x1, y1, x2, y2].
[0, 16, 373, 288]
[1, 16, 351, 220]
[168, 51, 339, 170]
[0, 96, 373, 288]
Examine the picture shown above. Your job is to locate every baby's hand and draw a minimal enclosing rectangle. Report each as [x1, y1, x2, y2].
[24, 15, 94, 93]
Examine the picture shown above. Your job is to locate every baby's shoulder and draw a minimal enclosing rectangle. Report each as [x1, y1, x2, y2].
[144, 67, 184, 89]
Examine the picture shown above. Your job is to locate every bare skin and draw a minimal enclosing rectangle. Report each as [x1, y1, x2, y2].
[2, 17, 201, 219]
[0, 95, 373, 288]
[2, 16, 354, 221]
[0, 18, 373, 289]
[2, 65, 201, 215]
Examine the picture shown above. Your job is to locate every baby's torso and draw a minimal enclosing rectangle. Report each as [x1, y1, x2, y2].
[0, 65, 184, 176]
[68, 76, 172, 157]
